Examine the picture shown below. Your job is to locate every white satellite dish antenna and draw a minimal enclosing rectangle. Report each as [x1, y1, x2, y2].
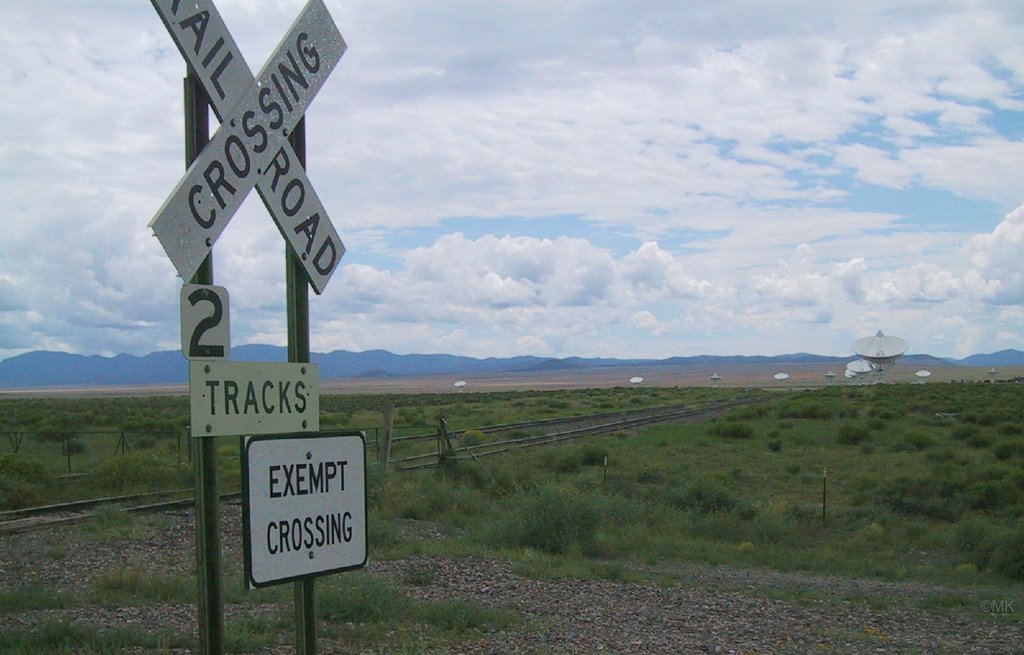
[709, 372, 721, 381]
[844, 369, 856, 379]
[453, 380, 467, 389]
[851, 331, 908, 372]
[846, 359, 872, 374]
[773, 372, 789, 381]
[915, 370, 932, 378]
[629, 376, 644, 384]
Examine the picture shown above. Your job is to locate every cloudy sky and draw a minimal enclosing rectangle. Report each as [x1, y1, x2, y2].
[1, 1, 1023, 362]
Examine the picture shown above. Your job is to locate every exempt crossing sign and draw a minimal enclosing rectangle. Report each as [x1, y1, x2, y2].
[242, 432, 367, 588]
[149, 0, 346, 293]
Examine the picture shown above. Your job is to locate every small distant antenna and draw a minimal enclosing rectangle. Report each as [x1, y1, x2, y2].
[824, 370, 836, 385]
[629, 376, 644, 385]
[773, 372, 789, 381]
[453, 380, 467, 390]
[709, 372, 721, 382]
[915, 369, 932, 383]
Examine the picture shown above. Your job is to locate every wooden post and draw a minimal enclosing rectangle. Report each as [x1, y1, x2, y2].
[380, 405, 395, 472]
[821, 467, 828, 525]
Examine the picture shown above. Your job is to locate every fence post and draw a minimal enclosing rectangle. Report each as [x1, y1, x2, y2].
[64, 434, 71, 473]
[380, 405, 395, 472]
[822, 467, 827, 525]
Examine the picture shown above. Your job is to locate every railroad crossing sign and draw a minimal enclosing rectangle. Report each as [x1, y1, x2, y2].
[149, 0, 346, 294]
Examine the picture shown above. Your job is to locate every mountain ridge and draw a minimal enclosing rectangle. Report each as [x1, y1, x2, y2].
[0, 346, 1020, 389]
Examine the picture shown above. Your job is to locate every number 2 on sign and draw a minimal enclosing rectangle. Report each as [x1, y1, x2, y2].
[180, 284, 231, 360]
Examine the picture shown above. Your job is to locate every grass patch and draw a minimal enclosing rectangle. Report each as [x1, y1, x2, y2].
[0, 620, 190, 654]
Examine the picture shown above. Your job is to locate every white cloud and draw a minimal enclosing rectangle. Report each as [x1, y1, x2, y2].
[965, 202, 1024, 303]
[2, 1, 1024, 361]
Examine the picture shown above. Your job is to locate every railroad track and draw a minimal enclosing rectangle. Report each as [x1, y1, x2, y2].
[3, 397, 758, 532]
[0, 489, 240, 535]
[393, 397, 757, 470]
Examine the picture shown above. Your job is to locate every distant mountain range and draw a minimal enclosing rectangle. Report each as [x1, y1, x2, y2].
[1, 346, 1022, 389]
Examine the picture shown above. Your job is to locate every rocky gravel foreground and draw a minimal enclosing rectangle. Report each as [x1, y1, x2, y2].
[1, 504, 1022, 654]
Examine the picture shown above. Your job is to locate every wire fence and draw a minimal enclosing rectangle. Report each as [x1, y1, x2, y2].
[2, 424, 437, 476]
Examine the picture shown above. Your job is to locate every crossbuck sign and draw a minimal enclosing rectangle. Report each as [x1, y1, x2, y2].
[149, 0, 346, 293]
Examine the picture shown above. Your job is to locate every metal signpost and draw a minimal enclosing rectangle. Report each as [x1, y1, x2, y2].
[148, 2, 351, 653]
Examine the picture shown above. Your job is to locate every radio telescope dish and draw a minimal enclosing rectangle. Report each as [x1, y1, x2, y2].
[844, 369, 856, 379]
[915, 370, 932, 378]
[709, 372, 721, 381]
[453, 380, 467, 388]
[629, 376, 644, 384]
[773, 372, 789, 381]
[852, 331, 908, 372]
[846, 359, 872, 374]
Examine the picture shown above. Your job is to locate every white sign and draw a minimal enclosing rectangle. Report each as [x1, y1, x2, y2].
[189, 360, 319, 436]
[150, 0, 345, 294]
[242, 432, 367, 588]
[180, 284, 230, 359]
[149, 0, 346, 290]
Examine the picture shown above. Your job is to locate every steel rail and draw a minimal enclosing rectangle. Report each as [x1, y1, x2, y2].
[0, 491, 241, 535]
[394, 398, 754, 471]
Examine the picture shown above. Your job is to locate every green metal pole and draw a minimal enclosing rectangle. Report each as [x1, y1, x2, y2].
[286, 117, 317, 655]
[185, 70, 223, 655]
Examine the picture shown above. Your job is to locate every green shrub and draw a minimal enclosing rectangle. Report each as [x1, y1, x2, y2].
[991, 526, 1024, 581]
[777, 401, 835, 420]
[551, 444, 608, 473]
[966, 433, 993, 449]
[836, 422, 870, 445]
[901, 430, 933, 452]
[663, 479, 745, 516]
[993, 441, 1024, 461]
[459, 429, 485, 447]
[0, 455, 53, 510]
[90, 453, 192, 493]
[951, 425, 978, 441]
[710, 421, 754, 439]
[486, 487, 600, 555]
[877, 476, 964, 520]
[62, 437, 86, 456]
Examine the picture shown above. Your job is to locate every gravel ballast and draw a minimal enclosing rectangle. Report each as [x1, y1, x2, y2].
[1, 503, 1022, 654]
